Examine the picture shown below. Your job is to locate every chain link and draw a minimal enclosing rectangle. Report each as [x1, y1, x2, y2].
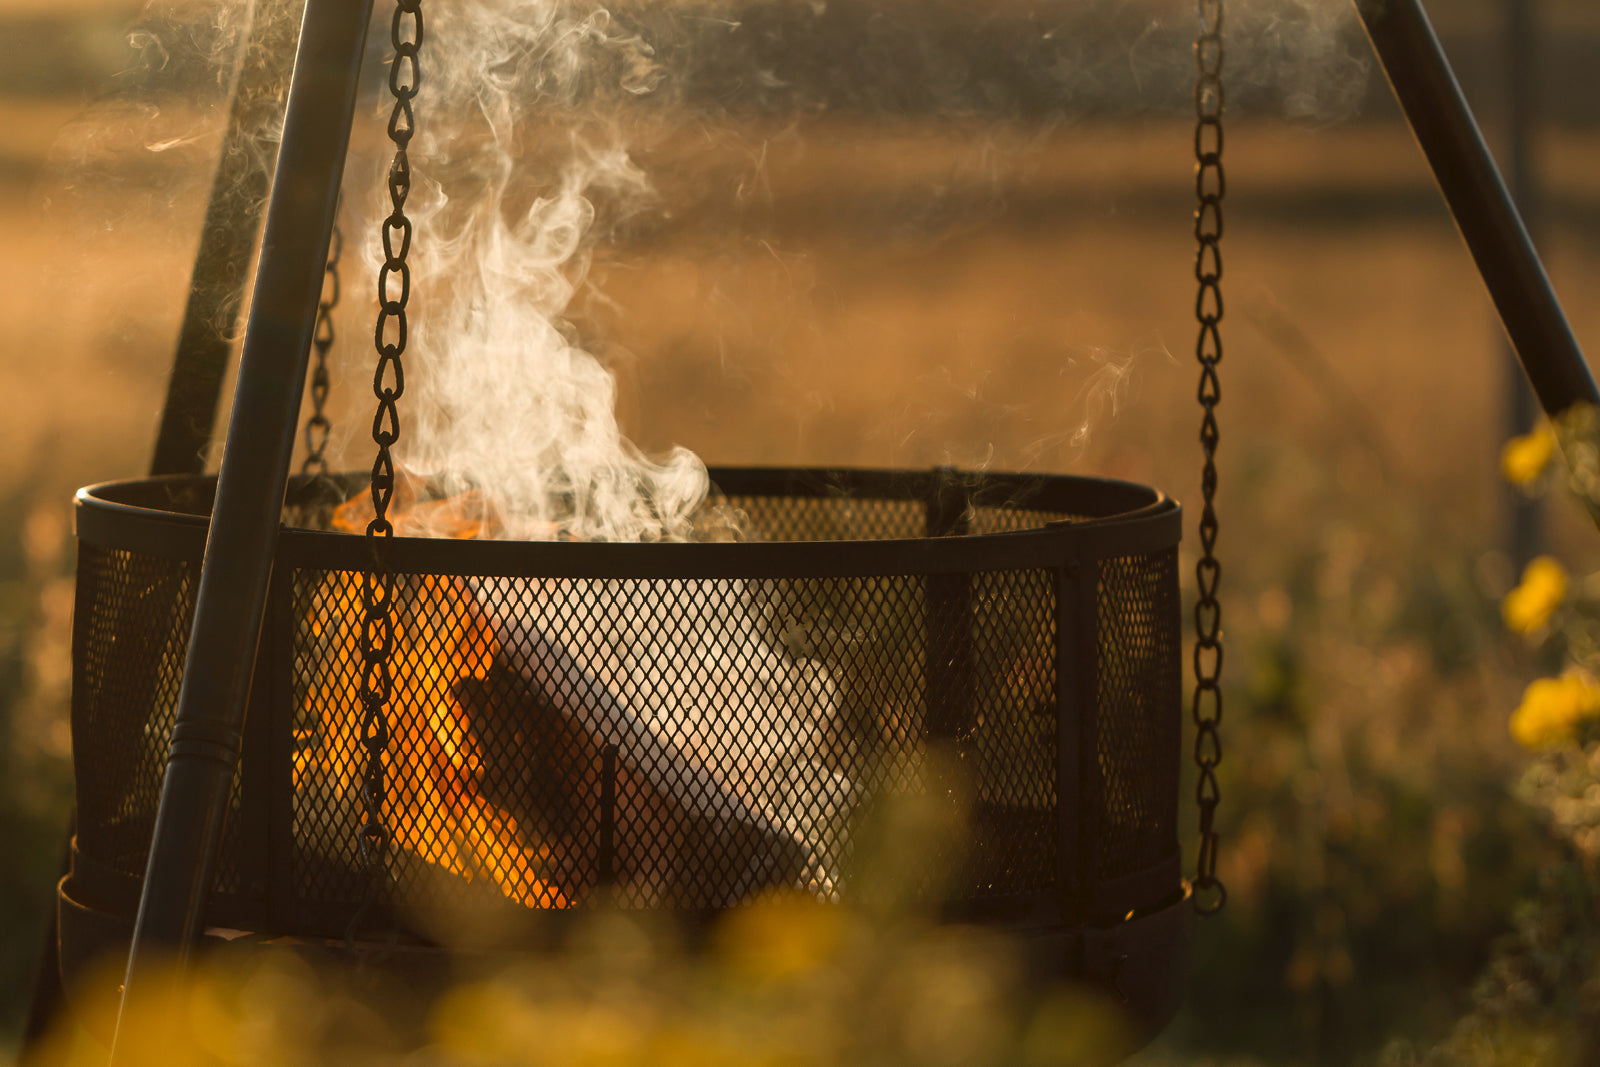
[302, 221, 341, 477]
[1192, 0, 1227, 916]
[350, 0, 423, 942]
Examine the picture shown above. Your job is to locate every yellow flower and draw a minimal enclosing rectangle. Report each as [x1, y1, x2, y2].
[1501, 424, 1557, 486]
[1510, 668, 1600, 748]
[1502, 555, 1569, 634]
[714, 891, 844, 982]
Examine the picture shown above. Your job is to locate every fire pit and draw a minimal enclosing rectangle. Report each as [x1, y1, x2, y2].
[64, 466, 1187, 1013]
[53, 0, 1217, 1054]
[33, 0, 1600, 1060]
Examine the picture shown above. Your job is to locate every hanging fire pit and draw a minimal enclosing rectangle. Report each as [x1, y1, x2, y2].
[35, 0, 1218, 1048]
[64, 466, 1187, 1011]
[31, 0, 1600, 1059]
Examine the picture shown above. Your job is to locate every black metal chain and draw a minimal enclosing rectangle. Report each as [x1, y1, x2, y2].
[301, 221, 341, 477]
[351, 0, 422, 940]
[1192, 0, 1227, 916]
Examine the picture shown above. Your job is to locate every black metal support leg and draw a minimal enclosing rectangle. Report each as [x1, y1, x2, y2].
[24, 3, 308, 1051]
[149, 0, 305, 477]
[112, 0, 376, 1059]
[1352, 0, 1597, 417]
[1501, 0, 1545, 567]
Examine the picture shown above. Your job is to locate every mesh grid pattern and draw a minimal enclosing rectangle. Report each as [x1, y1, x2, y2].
[291, 562, 1057, 912]
[969, 505, 1075, 534]
[965, 569, 1058, 893]
[72, 545, 192, 881]
[1092, 549, 1182, 883]
[72, 543, 253, 902]
[72, 474, 1182, 935]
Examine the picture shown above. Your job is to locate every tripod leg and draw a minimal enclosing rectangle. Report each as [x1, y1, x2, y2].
[1352, 0, 1597, 418]
[149, 0, 305, 478]
[112, 0, 377, 1060]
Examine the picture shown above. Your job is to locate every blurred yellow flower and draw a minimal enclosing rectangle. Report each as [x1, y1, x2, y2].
[1501, 423, 1557, 485]
[714, 891, 844, 982]
[1502, 555, 1569, 634]
[1510, 668, 1600, 748]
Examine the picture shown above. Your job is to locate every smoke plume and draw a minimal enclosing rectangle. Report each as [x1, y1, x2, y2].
[361, 0, 705, 543]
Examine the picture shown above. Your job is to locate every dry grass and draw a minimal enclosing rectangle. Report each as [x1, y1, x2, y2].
[13, 113, 1589, 546]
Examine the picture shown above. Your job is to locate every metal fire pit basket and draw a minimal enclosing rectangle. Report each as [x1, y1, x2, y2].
[64, 466, 1186, 1017]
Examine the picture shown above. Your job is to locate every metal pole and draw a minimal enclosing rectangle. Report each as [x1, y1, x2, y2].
[149, 0, 303, 477]
[29, 1, 304, 1036]
[1503, 0, 1544, 568]
[1352, 0, 1598, 418]
[112, 0, 374, 1057]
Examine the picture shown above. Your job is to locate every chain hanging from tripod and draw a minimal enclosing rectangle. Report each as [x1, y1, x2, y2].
[302, 218, 341, 477]
[1192, 0, 1227, 916]
[351, 0, 423, 939]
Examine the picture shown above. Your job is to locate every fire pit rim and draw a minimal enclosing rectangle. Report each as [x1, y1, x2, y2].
[75, 467, 1181, 580]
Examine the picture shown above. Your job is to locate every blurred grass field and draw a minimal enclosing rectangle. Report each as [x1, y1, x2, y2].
[5, 0, 1600, 1064]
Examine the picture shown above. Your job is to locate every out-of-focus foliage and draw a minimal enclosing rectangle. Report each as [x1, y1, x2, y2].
[1146, 429, 1555, 1066]
[1501, 425, 1557, 489]
[1508, 666, 1600, 750]
[31, 796, 1143, 1067]
[1370, 407, 1600, 1067]
[1502, 556, 1569, 636]
[0, 476, 77, 1056]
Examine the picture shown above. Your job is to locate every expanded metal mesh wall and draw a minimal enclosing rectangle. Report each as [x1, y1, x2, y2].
[720, 492, 927, 542]
[1093, 550, 1182, 887]
[70, 542, 257, 904]
[70, 470, 1182, 939]
[71, 544, 195, 888]
[289, 563, 1063, 917]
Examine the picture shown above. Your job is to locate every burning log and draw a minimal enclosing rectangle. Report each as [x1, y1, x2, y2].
[294, 486, 851, 913]
[295, 570, 571, 910]
[484, 575, 854, 898]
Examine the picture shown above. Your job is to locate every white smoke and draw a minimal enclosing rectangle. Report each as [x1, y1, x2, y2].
[366, 0, 705, 543]
[1234, 0, 1370, 123]
[1127, 0, 1370, 123]
[339, 0, 1377, 542]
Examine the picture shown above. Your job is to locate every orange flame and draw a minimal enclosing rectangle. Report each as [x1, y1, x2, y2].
[330, 475, 505, 540]
[295, 491, 568, 910]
